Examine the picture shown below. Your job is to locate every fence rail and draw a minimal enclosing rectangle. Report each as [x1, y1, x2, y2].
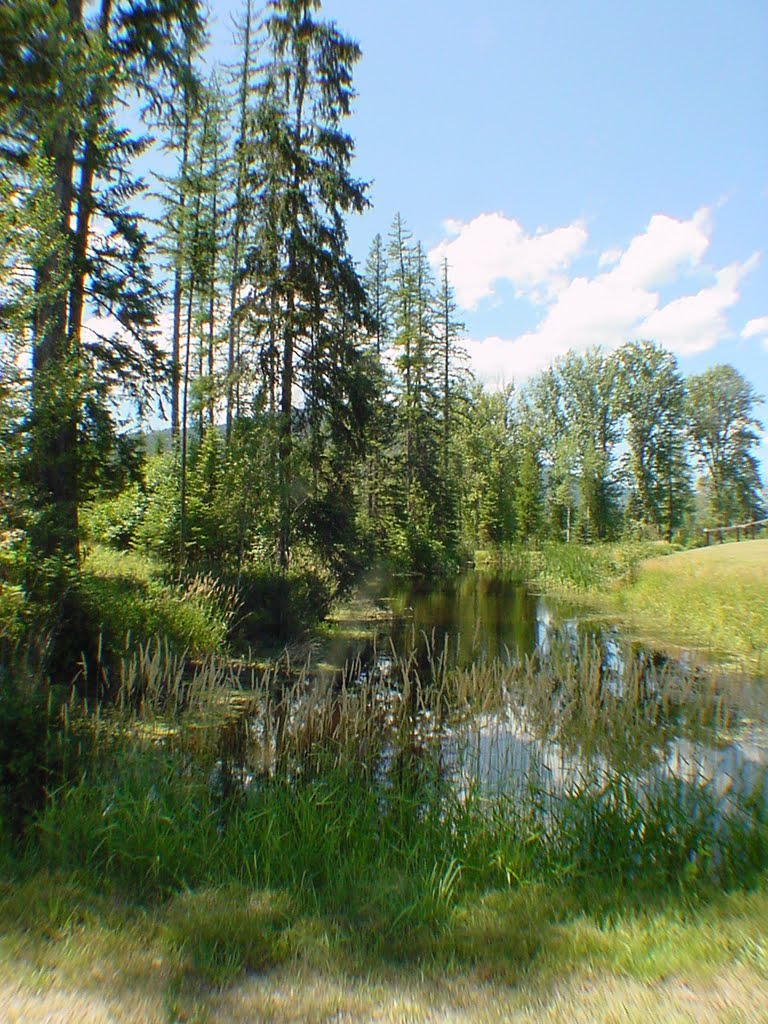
[703, 517, 768, 544]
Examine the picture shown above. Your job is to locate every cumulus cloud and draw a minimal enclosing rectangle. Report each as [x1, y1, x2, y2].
[742, 315, 768, 351]
[639, 255, 759, 355]
[441, 206, 759, 384]
[428, 212, 588, 309]
[610, 208, 711, 289]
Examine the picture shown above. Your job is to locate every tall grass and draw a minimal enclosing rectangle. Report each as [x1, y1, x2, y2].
[9, 633, 762, 979]
[478, 539, 768, 669]
[476, 541, 669, 593]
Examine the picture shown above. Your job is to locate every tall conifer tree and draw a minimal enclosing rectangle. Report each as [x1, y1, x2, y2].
[243, 0, 368, 569]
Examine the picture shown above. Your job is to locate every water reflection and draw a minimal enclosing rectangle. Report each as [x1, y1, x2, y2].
[326, 571, 767, 808]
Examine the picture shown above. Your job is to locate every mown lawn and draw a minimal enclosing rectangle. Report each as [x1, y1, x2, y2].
[1, 872, 767, 1023]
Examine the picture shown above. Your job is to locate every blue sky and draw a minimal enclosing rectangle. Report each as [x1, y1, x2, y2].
[202, 1, 767, 464]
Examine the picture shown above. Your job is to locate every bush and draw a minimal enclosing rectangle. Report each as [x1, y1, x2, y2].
[80, 482, 147, 549]
[132, 452, 181, 560]
[0, 529, 29, 647]
[0, 673, 60, 843]
[226, 559, 336, 647]
[78, 567, 237, 668]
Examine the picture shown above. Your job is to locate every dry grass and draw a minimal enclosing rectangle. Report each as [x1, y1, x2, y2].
[2, 948, 767, 1023]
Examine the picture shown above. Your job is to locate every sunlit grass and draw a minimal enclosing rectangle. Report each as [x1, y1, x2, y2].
[2, 631, 767, 1018]
[1, 869, 767, 1021]
[609, 539, 768, 667]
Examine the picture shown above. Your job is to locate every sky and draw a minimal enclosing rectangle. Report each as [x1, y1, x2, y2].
[199, 1, 768, 463]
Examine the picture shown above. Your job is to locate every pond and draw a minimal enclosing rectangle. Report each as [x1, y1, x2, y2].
[312, 570, 768, 813]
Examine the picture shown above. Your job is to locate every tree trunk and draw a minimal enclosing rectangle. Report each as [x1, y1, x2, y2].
[30, 0, 83, 564]
[226, 0, 252, 442]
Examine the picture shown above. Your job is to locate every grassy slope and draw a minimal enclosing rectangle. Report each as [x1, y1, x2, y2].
[610, 539, 768, 666]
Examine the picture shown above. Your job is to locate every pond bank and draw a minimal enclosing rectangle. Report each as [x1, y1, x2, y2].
[473, 540, 768, 672]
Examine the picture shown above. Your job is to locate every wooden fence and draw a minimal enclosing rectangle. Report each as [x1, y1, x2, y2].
[703, 517, 768, 544]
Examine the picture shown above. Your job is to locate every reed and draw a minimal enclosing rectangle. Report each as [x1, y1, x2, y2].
[2, 637, 766, 1010]
[17, 634, 764, 940]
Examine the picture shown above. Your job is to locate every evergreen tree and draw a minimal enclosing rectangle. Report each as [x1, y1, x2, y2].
[242, 0, 368, 569]
[0, 0, 204, 568]
[225, 0, 257, 438]
[363, 233, 389, 357]
[433, 257, 467, 547]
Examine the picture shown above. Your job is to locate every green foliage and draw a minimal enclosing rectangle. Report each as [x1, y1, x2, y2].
[458, 386, 517, 550]
[81, 482, 147, 550]
[0, 530, 29, 647]
[514, 439, 543, 542]
[686, 364, 764, 525]
[293, 488, 370, 588]
[617, 341, 692, 542]
[81, 549, 236, 664]
[0, 582, 26, 646]
[0, 673, 61, 843]
[133, 452, 182, 560]
[225, 558, 335, 645]
[375, 481, 450, 576]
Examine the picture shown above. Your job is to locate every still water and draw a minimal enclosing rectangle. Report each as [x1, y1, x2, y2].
[322, 571, 768, 809]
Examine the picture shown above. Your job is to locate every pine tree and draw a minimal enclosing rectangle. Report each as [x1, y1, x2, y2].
[242, 0, 368, 569]
[0, 0, 204, 568]
[225, 0, 257, 438]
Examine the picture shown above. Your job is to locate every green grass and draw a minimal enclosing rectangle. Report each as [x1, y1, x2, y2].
[480, 539, 768, 668]
[6, 656, 766, 974]
[606, 539, 768, 667]
[80, 544, 238, 661]
[1, 862, 767, 1021]
[1, 626, 766, 1018]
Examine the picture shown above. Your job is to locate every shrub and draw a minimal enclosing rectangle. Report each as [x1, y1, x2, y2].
[80, 482, 147, 549]
[226, 559, 336, 647]
[0, 672, 60, 843]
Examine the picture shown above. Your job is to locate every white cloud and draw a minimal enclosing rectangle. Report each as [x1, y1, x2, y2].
[639, 256, 759, 355]
[429, 212, 588, 309]
[610, 208, 711, 289]
[742, 315, 768, 347]
[446, 207, 759, 383]
[598, 248, 623, 269]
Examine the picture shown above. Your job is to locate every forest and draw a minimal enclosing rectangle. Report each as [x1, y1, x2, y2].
[0, 0, 764, 676]
[1, 3, 767, 1019]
